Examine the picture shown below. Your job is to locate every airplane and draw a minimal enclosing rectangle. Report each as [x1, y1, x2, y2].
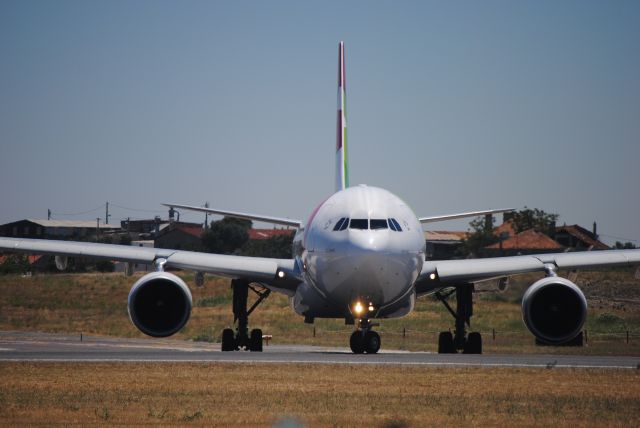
[1, 41, 639, 354]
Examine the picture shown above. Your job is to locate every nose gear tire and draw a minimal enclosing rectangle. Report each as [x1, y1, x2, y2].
[364, 330, 380, 354]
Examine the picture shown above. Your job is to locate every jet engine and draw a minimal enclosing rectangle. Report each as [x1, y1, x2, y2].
[521, 276, 587, 345]
[128, 271, 192, 337]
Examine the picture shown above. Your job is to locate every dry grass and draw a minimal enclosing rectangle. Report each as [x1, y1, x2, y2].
[0, 362, 639, 427]
[1, 268, 639, 355]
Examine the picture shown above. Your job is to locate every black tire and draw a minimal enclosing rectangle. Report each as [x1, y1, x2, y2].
[364, 330, 381, 354]
[464, 332, 482, 354]
[249, 328, 263, 352]
[221, 328, 236, 352]
[350, 331, 365, 354]
[438, 331, 455, 354]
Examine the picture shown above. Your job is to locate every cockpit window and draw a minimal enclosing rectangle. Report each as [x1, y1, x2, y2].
[336, 218, 396, 230]
[333, 217, 348, 231]
[388, 218, 402, 232]
[349, 219, 368, 230]
[370, 219, 388, 230]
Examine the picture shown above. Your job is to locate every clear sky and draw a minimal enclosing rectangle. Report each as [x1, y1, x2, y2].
[1, 1, 639, 245]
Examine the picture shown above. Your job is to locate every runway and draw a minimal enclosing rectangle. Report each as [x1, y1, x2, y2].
[1, 331, 638, 369]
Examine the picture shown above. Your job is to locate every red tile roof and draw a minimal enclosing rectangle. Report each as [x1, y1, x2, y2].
[157, 223, 204, 238]
[248, 229, 295, 240]
[494, 219, 516, 237]
[0, 255, 43, 265]
[486, 229, 564, 250]
[425, 231, 469, 241]
[28, 255, 42, 264]
[176, 225, 204, 238]
[555, 225, 609, 250]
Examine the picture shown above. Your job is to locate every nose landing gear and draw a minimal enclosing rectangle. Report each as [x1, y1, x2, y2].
[349, 319, 381, 354]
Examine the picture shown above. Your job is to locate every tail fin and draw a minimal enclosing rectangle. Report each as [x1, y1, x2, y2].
[335, 41, 349, 192]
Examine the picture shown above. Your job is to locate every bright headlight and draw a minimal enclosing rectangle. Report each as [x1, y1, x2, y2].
[354, 301, 364, 314]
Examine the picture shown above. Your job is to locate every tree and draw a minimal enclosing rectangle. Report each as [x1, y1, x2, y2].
[615, 241, 637, 249]
[118, 234, 132, 245]
[460, 215, 498, 257]
[241, 233, 294, 258]
[510, 207, 559, 236]
[201, 217, 252, 254]
[0, 254, 30, 274]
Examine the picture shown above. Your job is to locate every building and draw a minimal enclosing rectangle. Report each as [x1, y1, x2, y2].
[120, 217, 170, 236]
[0, 219, 120, 239]
[248, 228, 296, 240]
[554, 224, 609, 250]
[493, 219, 516, 239]
[485, 229, 565, 256]
[154, 222, 204, 250]
[425, 231, 468, 260]
[484, 219, 609, 256]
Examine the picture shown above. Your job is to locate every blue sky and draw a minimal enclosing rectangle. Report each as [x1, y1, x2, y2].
[1, 1, 639, 244]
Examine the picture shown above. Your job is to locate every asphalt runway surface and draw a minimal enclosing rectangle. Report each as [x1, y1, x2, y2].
[1, 331, 638, 369]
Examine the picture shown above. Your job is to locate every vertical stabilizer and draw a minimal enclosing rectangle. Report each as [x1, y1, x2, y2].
[335, 41, 349, 191]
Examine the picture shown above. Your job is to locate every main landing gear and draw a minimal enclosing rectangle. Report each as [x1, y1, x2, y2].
[436, 285, 482, 354]
[349, 319, 381, 354]
[221, 279, 271, 352]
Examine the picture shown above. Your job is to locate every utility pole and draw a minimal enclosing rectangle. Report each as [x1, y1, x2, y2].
[204, 202, 210, 229]
[96, 218, 100, 242]
[105, 202, 110, 225]
[47, 209, 51, 220]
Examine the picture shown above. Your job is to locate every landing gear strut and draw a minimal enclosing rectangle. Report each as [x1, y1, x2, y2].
[221, 279, 270, 352]
[436, 285, 482, 354]
[350, 319, 381, 354]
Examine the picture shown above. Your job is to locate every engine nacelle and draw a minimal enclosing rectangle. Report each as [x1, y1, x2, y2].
[128, 271, 192, 337]
[522, 276, 587, 345]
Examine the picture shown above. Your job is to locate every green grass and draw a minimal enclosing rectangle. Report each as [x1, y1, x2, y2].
[195, 294, 232, 307]
[1, 267, 639, 354]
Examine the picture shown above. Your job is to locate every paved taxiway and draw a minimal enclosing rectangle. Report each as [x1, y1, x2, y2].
[1, 331, 637, 369]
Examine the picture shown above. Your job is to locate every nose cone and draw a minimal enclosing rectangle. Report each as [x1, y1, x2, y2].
[313, 230, 421, 308]
[318, 250, 393, 305]
[348, 229, 391, 252]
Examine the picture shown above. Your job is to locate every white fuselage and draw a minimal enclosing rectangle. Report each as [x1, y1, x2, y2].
[292, 185, 425, 321]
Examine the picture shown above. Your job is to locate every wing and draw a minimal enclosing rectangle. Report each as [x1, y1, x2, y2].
[415, 249, 640, 295]
[162, 203, 302, 228]
[419, 208, 514, 224]
[0, 237, 302, 295]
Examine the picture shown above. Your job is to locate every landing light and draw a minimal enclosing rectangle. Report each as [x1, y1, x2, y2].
[429, 273, 436, 280]
[354, 302, 364, 315]
[277, 270, 285, 279]
[368, 304, 374, 312]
